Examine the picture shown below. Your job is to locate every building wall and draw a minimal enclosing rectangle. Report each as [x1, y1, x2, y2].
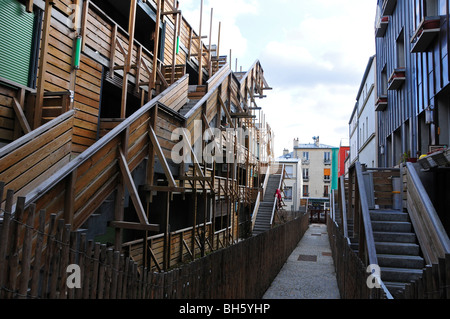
[279, 160, 302, 212]
[357, 56, 378, 168]
[295, 146, 334, 200]
[375, 0, 450, 166]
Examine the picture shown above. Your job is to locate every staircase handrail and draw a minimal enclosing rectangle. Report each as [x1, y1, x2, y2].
[405, 162, 450, 264]
[339, 175, 349, 238]
[354, 162, 378, 267]
[270, 164, 285, 227]
[251, 164, 271, 229]
[14, 75, 189, 212]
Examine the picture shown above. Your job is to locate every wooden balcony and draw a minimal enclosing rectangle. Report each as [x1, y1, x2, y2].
[382, 0, 397, 16]
[375, 95, 388, 112]
[387, 68, 405, 90]
[411, 16, 441, 53]
[376, 16, 390, 38]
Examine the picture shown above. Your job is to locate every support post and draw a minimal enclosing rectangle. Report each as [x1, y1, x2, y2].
[120, 0, 137, 119]
[197, 0, 204, 85]
[34, 0, 54, 129]
[151, 0, 162, 97]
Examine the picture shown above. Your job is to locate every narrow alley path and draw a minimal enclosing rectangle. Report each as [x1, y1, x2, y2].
[263, 223, 341, 299]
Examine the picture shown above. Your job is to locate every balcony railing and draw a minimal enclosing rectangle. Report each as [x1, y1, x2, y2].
[382, 0, 397, 16]
[387, 68, 405, 90]
[411, 16, 441, 53]
[375, 95, 388, 112]
[376, 16, 389, 38]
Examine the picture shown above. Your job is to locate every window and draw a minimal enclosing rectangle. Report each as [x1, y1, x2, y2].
[303, 185, 309, 197]
[425, 0, 439, 16]
[324, 185, 329, 197]
[0, 0, 42, 88]
[303, 168, 309, 181]
[324, 168, 331, 182]
[303, 151, 309, 160]
[396, 31, 405, 68]
[285, 187, 293, 201]
[285, 165, 293, 177]
[381, 66, 388, 95]
[324, 152, 331, 164]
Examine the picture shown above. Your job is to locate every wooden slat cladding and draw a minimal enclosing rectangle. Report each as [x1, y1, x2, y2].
[0, 85, 17, 142]
[41, 18, 73, 93]
[0, 112, 75, 207]
[158, 75, 188, 111]
[73, 55, 102, 154]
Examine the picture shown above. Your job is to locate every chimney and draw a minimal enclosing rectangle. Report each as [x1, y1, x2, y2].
[314, 136, 320, 147]
[293, 138, 299, 148]
[283, 149, 289, 156]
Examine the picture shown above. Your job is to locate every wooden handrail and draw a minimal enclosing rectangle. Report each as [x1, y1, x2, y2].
[405, 162, 450, 264]
[270, 164, 285, 227]
[339, 175, 349, 238]
[15, 75, 189, 212]
[251, 164, 270, 229]
[354, 162, 378, 266]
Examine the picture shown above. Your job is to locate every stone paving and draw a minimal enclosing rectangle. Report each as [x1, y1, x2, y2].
[262, 223, 341, 299]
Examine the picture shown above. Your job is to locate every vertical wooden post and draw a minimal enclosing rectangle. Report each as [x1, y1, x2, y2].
[163, 191, 171, 271]
[64, 169, 77, 228]
[151, 0, 162, 96]
[34, 0, 54, 129]
[110, 24, 118, 79]
[208, 8, 213, 77]
[115, 128, 130, 251]
[197, 0, 204, 85]
[170, 0, 179, 84]
[121, 0, 137, 119]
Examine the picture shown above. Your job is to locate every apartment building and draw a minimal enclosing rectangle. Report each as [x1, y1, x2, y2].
[349, 55, 378, 169]
[293, 137, 338, 201]
[375, 0, 450, 166]
[278, 150, 302, 212]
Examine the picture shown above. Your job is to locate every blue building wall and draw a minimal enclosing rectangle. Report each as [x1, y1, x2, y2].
[375, 0, 450, 166]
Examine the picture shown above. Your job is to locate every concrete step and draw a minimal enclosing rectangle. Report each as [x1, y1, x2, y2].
[384, 282, 407, 299]
[381, 267, 423, 283]
[370, 210, 409, 222]
[372, 221, 412, 233]
[375, 241, 420, 256]
[373, 231, 417, 243]
[377, 254, 425, 269]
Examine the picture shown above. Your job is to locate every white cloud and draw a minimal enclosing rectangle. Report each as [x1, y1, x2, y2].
[178, 0, 377, 156]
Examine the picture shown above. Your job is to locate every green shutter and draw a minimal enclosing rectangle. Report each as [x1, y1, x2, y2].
[0, 0, 35, 87]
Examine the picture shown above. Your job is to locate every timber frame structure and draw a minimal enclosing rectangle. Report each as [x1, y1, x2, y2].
[0, 0, 275, 272]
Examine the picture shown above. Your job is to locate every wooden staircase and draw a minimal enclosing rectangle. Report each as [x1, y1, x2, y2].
[253, 174, 282, 236]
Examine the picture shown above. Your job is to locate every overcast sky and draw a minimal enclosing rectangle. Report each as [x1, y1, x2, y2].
[179, 0, 377, 156]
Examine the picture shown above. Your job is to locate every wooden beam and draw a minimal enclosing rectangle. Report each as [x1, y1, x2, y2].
[26, 0, 33, 13]
[148, 124, 177, 188]
[143, 185, 185, 193]
[197, 0, 204, 85]
[12, 98, 31, 134]
[110, 221, 159, 232]
[34, 0, 54, 129]
[120, 0, 137, 118]
[109, 25, 118, 78]
[218, 95, 234, 128]
[151, 0, 162, 93]
[118, 149, 149, 225]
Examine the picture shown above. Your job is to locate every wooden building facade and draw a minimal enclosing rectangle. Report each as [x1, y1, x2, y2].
[375, 0, 450, 166]
[0, 0, 274, 273]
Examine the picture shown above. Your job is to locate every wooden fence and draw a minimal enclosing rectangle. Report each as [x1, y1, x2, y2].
[327, 217, 388, 299]
[0, 187, 309, 299]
